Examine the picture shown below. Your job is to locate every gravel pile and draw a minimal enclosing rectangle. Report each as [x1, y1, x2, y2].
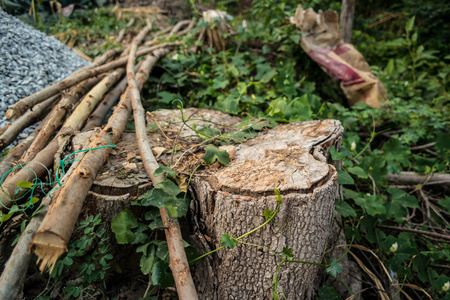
[0, 10, 89, 147]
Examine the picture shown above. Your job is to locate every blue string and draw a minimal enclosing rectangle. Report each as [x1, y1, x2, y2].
[0, 132, 116, 213]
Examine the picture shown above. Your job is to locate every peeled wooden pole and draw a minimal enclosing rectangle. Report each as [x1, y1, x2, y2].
[29, 51, 165, 272]
[0, 94, 59, 151]
[19, 76, 102, 164]
[128, 40, 198, 299]
[6, 42, 179, 120]
[0, 70, 124, 212]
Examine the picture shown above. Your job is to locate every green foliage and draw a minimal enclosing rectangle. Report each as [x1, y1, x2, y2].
[50, 214, 112, 299]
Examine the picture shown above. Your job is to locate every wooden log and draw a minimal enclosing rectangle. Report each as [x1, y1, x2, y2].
[59, 108, 343, 298]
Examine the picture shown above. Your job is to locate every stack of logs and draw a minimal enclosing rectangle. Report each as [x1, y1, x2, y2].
[0, 19, 199, 300]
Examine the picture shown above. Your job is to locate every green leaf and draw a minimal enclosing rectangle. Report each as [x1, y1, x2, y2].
[156, 241, 169, 261]
[337, 169, 354, 185]
[203, 144, 230, 166]
[140, 180, 187, 218]
[330, 146, 346, 161]
[281, 247, 294, 259]
[438, 197, 450, 213]
[111, 210, 138, 244]
[16, 180, 34, 189]
[405, 16, 415, 32]
[263, 209, 274, 220]
[335, 199, 357, 217]
[353, 195, 386, 216]
[326, 259, 343, 277]
[386, 188, 419, 222]
[154, 164, 177, 178]
[151, 261, 174, 289]
[144, 207, 161, 221]
[348, 166, 368, 179]
[196, 126, 222, 142]
[220, 234, 237, 248]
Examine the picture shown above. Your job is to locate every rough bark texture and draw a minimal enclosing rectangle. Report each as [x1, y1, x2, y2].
[188, 119, 343, 299]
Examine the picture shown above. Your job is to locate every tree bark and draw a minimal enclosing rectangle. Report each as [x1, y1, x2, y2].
[340, 0, 355, 43]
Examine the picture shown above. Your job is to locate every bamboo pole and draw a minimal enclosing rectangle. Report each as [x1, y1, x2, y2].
[19, 77, 102, 164]
[29, 50, 166, 272]
[0, 70, 124, 212]
[128, 37, 198, 298]
[6, 42, 179, 120]
[0, 94, 59, 152]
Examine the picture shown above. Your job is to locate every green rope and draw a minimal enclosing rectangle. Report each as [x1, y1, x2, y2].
[0, 132, 116, 212]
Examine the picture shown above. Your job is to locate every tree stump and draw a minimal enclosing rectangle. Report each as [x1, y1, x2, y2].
[73, 108, 343, 299]
[188, 119, 343, 299]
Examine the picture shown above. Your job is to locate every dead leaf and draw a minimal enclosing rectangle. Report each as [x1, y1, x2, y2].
[175, 175, 188, 193]
[127, 152, 136, 160]
[124, 162, 138, 173]
[152, 147, 166, 158]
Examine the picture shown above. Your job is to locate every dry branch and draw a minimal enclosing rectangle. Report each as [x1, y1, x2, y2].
[29, 50, 164, 272]
[0, 94, 59, 152]
[128, 36, 198, 298]
[74, 49, 121, 75]
[115, 18, 135, 45]
[386, 172, 450, 187]
[19, 77, 102, 164]
[0, 70, 124, 212]
[6, 42, 179, 120]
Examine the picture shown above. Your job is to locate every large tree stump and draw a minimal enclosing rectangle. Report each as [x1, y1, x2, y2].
[72, 108, 343, 299]
[188, 119, 343, 299]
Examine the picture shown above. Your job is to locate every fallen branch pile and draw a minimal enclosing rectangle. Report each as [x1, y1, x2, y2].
[0, 18, 198, 299]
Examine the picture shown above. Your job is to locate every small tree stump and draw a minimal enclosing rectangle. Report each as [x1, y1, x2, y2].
[189, 119, 343, 299]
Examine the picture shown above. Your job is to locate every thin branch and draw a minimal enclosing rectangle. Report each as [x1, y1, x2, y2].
[377, 225, 450, 241]
[128, 33, 198, 298]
